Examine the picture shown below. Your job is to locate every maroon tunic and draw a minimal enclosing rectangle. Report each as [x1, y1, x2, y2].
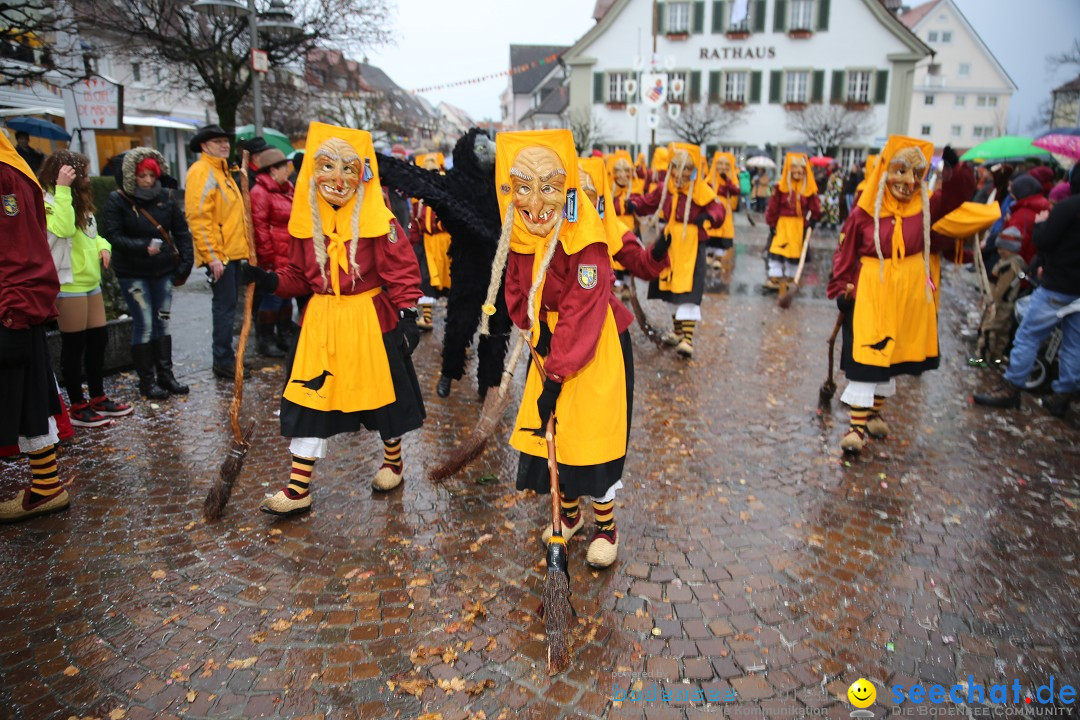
[764, 189, 821, 228]
[628, 187, 726, 239]
[0, 164, 59, 330]
[274, 219, 421, 332]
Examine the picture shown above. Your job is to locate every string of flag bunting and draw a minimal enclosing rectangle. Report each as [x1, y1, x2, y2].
[410, 53, 560, 94]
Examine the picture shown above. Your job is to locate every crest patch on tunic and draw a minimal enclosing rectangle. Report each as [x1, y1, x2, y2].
[577, 264, 597, 289]
[2, 194, 17, 216]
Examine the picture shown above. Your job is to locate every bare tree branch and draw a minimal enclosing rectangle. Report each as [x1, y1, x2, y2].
[1046, 39, 1080, 74]
[68, 0, 392, 130]
[784, 105, 875, 156]
[662, 103, 748, 147]
[568, 108, 605, 155]
[0, 1, 82, 86]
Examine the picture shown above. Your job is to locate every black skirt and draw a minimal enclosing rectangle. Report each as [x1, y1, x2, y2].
[280, 326, 426, 441]
[647, 241, 707, 305]
[516, 331, 634, 500]
[0, 325, 61, 446]
[839, 308, 939, 383]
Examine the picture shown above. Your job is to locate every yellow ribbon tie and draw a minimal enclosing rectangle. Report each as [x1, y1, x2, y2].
[326, 235, 350, 297]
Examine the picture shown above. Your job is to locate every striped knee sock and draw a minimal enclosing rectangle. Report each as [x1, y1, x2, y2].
[871, 396, 885, 418]
[561, 493, 580, 522]
[849, 406, 870, 436]
[27, 445, 61, 502]
[422, 305, 433, 325]
[382, 438, 402, 471]
[592, 499, 616, 533]
[287, 455, 315, 498]
[681, 320, 696, 346]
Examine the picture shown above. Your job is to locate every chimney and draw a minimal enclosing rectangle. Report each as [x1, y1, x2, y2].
[881, 0, 903, 14]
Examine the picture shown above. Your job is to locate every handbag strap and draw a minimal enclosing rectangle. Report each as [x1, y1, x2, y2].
[124, 191, 179, 259]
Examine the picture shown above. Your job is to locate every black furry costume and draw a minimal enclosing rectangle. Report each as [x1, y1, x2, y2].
[378, 129, 511, 398]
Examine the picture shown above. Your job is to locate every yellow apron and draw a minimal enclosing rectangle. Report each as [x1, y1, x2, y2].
[283, 288, 396, 412]
[657, 192, 698, 294]
[769, 215, 804, 259]
[852, 254, 939, 368]
[510, 309, 627, 466]
[423, 231, 452, 290]
[707, 195, 736, 241]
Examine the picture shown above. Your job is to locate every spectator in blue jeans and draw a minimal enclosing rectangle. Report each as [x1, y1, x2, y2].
[101, 148, 194, 398]
[974, 166, 1080, 417]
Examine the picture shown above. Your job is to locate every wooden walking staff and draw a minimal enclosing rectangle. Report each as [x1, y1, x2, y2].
[203, 150, 258, 521]
[778, 211, 815, 309]
[522, 331, 574, 674]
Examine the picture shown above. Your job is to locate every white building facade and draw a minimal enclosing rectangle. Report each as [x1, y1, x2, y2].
[563, 0, 931, 167]
[901, 0, 1015, 151]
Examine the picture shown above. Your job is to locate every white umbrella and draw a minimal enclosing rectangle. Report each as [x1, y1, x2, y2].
[745, 156, 776, 169]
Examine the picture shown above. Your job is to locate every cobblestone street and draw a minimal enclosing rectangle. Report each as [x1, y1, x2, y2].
[1, 214, 1077, 720]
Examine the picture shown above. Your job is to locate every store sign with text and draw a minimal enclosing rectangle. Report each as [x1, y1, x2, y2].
[699, 47, 777, 60]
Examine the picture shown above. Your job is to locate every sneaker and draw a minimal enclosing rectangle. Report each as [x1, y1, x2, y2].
[69, 403, 112, 428]
[0, 489, 70, 523]
[541, 511, 585, 544]
[585, 528, 619, 568]
[90, 396, 133, 417]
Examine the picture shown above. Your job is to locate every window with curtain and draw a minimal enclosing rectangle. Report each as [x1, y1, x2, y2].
[790, 0, 814, 30]
[668, 2, 691, 33]
[608, 72, 630, 103]
[846, 70, 870, 103]
[728, 0, 751, 31]
[724, 71, 748, 103]
[785, 70, 809, 103]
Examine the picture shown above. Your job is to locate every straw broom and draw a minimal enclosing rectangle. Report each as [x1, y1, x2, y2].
[777, 213, 814, 309]
[427, 332, 526, 481]
[203, 150, 259, 521]
[521, 335, 573, 674]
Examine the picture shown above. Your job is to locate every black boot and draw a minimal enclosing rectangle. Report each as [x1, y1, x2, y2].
[153, 336, 189, 395]
[275, 311, 294, 354]
[132, 343, 168, 399]
[973, 379, 1021, 409]
[437, 375, 453, 398]
[1043, 392, 1074, 418]
[256, 312, 285, 358]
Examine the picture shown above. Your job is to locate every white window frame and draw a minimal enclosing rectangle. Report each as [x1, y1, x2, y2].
[790, 0, 815, 30]
[924, 94, 935, 106]
[941, 31, 952, 43]
[608, 71, 630, 103]
[955, 94, 966, 107]
[667, 1, 691, 33]
[728, 0, 751, 32]
[951, 125, 962, 138]
[920, 124, 932, 136]
[785, 70, 809, 104]
[928, 31, 938, 42]
[977, 95, 987, 107]
[846, 70, 871, 103]
[988, 96, 998, 107]
[724, 70, 748, 103]
[958, 63, 970, 76]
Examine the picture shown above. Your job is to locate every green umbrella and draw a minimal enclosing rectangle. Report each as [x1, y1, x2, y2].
[233, 125, 295, 155]
[960, 135, 1050, 163]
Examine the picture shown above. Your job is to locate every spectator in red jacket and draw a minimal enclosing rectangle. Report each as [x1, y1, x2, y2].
[1004, 174, 1051, 265]
[250, 148, 296, 357]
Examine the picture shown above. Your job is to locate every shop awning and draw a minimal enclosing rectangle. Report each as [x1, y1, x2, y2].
[122, 115, 198, 130]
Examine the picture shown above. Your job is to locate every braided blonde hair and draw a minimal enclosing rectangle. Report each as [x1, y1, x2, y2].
[871, 150, 932, 298]
[309, 143, 367, 292]
[479, 204, 516, 335]
[525, 217, 565, 335]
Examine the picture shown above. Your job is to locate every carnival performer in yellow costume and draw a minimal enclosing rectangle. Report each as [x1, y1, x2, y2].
[479, 130, 632, 568]
[764, 153, 820, 292]
[827, 138, 973, 454]
[706, 151, 740, 278]
[409, 152, 452, 330]
[628, 143, 726, 358]
[244, 122, 426, 515]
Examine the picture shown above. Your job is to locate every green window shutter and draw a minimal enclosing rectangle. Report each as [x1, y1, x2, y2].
[768, 70, 782, 103]
[712, 0, 725, 32]
[594, 72, 605, 103]
[811, 70, 825, 103]
[749, 70, 763, 103]
[656, 1, 665, 33]
[874, 69, 888, 104]
[753, 0, 767, 32]
[708, 70, 722, 103]
[693, 1, 706, 32]
[816, 0, 830, 31]
[831, 69, 845, 103]
[690, 70, 702, 103]
[773, 0, 787, 32]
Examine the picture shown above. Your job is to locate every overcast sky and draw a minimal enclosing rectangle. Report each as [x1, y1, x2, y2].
[366, 0, 1079, 132]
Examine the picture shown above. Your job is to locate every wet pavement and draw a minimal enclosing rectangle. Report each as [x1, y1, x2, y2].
[1, 213, 1078, 720]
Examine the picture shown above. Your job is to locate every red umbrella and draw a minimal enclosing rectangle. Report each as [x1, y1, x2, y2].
[809, 155, 834, 167]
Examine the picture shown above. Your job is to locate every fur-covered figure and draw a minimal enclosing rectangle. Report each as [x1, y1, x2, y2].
[378, 129, 511, 399]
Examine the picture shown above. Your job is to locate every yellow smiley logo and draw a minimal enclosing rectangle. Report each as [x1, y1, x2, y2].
[848, 678, 876, 708]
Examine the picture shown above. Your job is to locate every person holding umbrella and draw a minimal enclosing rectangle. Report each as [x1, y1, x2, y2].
[13, 131, 44, 175]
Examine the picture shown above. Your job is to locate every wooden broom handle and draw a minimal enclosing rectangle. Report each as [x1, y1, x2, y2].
[521, 330, 562, 536]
